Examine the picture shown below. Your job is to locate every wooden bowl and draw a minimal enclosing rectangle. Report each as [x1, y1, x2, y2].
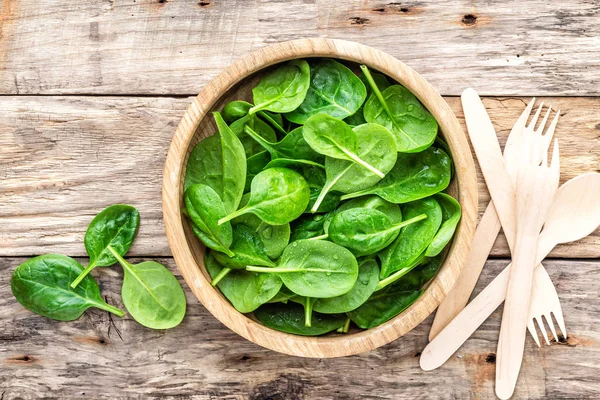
[162, 38, 478, 358]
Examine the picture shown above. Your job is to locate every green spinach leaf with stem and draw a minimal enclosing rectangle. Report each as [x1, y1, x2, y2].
[205, 252, 282, 313]
[378, 197, 443, 279]
[336, 195, 402, 224]
[425, 193, 461, 257]
[343, 71, 390, 126]
[302, 114, 386, 178]
[108, 247, 186, 330]
[290, 212, 334, 241]
[222, 100, 286, 134]
[285, 59, 367, 124]
[246, 240, 358, 298]
[267, 286, 296, 304]
[313, 258, 379, 314]
[245, 151, 270, 192]
[250, 60, 311, 114]
[71, 204, 140, 288]
[348, 285, 422, 329]
[12, 254, 124, 320]
[185, 184, 234, 257]
[218, 168, 310, 226]
[185, 112, 246, 214]
[213, 224, 276, 272]
[230, 114, 277, 157]
[361, 65, 438, 153]
[289, 296, 317, 327]
[328, 208, 427, 257]
[340, 147, 451, 203]
[232, 194, 291, 260]
[245, 126, 323, 162]
[390, 254, 443, 292]
[254, 302, 346, 336]
[310, 123, 397, 212]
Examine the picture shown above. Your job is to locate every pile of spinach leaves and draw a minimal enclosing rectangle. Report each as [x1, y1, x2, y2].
[11, 205, 187, 330]
[184, 59, 461, 335]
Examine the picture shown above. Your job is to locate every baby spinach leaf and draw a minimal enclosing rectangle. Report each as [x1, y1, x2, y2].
[184, 135, 221, 192]
[219, 168, 310, 226]
[425, 193, 461, 257]
[245, 126, 323, 162]
[11, 254, 124, 320]
[185, 184, 234, 257]
[307, 186, 341, 214]
[348, 285, 422, 329]
[302, 114, 385, 178]
[343, 71, 390, 126]
[391, 254, 443, 292]
[245, 151, 270, 192]
[205, 252, 282, 313]
[214, 112, 246, 213]
[284, 59, 367, 124]
[313, 258, 379, 314]
[267, 286, 296, 304]
[336, 195, 403, 224]
[222, 100, 252, 123]
[328, 208, 427, 257]
[185, 112, 246, 213]
[246, 240, 359, 298]
[290, 212, 334, 241]
[254, 302, 346, 336]
[340, 147, 451, 203]
[362, 65, 438, 153]
[250, 60, 311, 114]
[71, 204, 140, 288]
[231, 194, 291, 260]
[213, 224, 276, 269]
[378, 197, 443, 279]
[108, 247, 186, 329]
[230, 114, 277, 157]
[310, 123, 397, 212]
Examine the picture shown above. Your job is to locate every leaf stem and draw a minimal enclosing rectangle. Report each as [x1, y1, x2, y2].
[346, 151, 385, 178]
[218, 206, 249, 225]
[70, 260, 97, 289]
[92, 300, 125, 317]
[304, 297, 313, 327]
[360, 65, 394, 119]
[258, 111, 287, 135]
[308, 234, 329, 241]
[107, 245, 133, 273]
[337, 317, 351, 333]
[244, 126, 279, 157]
[211, 267, 231, 286]
[339, 190, 367, 201]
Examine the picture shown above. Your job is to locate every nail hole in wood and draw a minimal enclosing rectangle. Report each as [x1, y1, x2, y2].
[462, 14, 477, 25]
[485, 353, 496, 363]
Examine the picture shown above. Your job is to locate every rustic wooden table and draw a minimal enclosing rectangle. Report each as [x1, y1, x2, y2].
[1, 1, 599, 399]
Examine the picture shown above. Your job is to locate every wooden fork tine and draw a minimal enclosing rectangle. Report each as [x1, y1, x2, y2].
[545, 313, 559, 342]
[554, 310, 568, 339]
[535, 316, 551, 345]
[536, 106, 552, 135]
[541, 111, 560, 155]
[527, 320, 541, 347]
[528, 102, 544, 129]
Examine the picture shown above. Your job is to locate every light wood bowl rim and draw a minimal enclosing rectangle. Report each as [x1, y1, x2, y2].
[162, 38, 478, 358]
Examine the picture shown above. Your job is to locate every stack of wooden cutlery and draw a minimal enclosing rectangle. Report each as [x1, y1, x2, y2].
[420, 89, 600, 399]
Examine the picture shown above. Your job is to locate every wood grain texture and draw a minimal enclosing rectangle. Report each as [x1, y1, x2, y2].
[2, 95, 598, 258]
[1, 0, 600, 96]
[1, 257, 598, 399]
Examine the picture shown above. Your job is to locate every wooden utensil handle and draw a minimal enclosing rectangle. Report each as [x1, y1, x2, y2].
[495, 234, 538, 399]
[429, 201, 501, 340]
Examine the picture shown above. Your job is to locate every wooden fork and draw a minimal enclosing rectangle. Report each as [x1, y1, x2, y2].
[496, 133, 560, 399]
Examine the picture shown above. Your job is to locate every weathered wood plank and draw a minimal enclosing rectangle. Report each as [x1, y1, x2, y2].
[1, 95, 598, 258]
[1, 258, 598, 399]
[1, 0, 600, 96]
